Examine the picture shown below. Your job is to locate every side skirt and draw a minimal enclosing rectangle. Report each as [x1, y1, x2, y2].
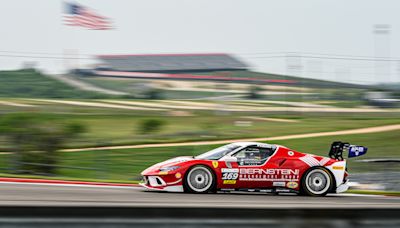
[219, 188, 299, 194]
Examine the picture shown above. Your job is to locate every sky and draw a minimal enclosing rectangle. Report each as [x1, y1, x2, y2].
[1, 0, 400, 84]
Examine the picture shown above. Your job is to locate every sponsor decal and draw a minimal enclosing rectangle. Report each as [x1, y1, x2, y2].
[239, 159, 263, 166]
[273, 182, 286, 187]
[158, 171, 169, 175]
[239, 168, 299, 182]
[240, 168, 299, 175]
[222, 168, 239, 173]
[223, 180, 237, 184]
[286, 181, 298, 189]
[222, 168, 239, 182]
[332, 166, 344, 170]
[175, 172, 182, 179]
[348, 146, 367, 158]
[257, 144, 274, 149]
[212, 161, 219, 168]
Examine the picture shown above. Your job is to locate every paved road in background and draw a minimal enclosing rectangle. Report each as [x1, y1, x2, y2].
[47, 74, 128, 95]
[0, 182, 399, 208]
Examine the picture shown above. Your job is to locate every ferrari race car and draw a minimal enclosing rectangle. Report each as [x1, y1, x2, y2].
[140, 141, 367, 196]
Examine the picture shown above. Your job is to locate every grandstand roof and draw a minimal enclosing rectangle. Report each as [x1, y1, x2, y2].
[97, 53, 248, 72]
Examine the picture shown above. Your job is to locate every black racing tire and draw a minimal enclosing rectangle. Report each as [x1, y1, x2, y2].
[300, 167, 333, 197]
[183, 165, 216, 193]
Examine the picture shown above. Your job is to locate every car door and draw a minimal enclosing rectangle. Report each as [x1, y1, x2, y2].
[230, 145, 276, 189]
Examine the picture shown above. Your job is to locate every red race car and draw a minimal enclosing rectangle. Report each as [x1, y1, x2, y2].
[140, 141, 367, 196]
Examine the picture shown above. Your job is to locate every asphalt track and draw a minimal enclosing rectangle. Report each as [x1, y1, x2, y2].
[0, 182, 399, 209]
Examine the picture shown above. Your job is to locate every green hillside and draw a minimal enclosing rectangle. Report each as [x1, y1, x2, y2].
[0, 69, 369, 99]
[0, 70, 109, 98]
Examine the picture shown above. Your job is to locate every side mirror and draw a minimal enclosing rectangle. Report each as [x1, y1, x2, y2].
[220, 156, 237, 163]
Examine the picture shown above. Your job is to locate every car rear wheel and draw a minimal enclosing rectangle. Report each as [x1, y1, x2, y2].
[184, 165, 215, 193]
[301, 167, 333, 196]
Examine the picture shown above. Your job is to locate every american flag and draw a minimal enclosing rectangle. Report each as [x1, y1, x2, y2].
[64, 2, 113, 30]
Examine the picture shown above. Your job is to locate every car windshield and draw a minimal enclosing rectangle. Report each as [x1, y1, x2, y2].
[196, 144, 241, 160]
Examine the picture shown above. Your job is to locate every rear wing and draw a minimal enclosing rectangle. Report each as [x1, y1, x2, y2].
[329, 141, 368, 161]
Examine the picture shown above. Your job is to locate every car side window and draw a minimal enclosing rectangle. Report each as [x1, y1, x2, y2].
[233, 146, 274, 166]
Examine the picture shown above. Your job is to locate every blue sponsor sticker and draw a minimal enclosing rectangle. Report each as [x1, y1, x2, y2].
[348, 146, 368, 158]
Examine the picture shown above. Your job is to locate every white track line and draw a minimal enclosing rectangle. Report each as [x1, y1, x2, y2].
[0, 101, 35, 107]
[242, 116, 299, 123]
[28, 99, 165, 111]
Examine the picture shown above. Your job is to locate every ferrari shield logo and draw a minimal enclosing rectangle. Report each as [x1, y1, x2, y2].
[212, 161, 219, 168]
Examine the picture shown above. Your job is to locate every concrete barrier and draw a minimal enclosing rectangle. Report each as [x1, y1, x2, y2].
[0, 206, 399, 227]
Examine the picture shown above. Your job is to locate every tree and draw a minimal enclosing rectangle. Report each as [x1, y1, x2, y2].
[247, 85, 263, 99]
[0, 114, 86, 175]
[137, 119, 165, 135]
[144, 88, 163, 99]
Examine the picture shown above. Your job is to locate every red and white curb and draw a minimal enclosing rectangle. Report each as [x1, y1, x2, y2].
[0, 177, 141, 188]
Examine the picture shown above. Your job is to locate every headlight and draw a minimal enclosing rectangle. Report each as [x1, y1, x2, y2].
[159, 166, 180, 172]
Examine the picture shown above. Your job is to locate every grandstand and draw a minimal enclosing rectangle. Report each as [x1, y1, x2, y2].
[73, 53, 368, 88]
[96, 53, 249, 73]
[73, 53, 295, 84]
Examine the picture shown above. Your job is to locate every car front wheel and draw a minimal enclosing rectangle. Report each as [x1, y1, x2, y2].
[184, 165, 215, 193]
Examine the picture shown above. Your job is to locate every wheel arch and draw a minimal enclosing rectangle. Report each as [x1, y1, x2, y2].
[323, 167, 337, 193]
[300, 166, 336, 196]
